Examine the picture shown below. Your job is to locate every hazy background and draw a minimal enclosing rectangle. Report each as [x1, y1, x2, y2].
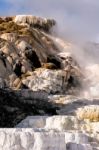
[0, 0, 99, 42]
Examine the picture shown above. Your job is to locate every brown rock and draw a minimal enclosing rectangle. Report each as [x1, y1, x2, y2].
[42, 63, 58, 69]
[13, 78, 21, 88]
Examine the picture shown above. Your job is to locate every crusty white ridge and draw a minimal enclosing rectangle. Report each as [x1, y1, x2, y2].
[0, 128, 94, 150]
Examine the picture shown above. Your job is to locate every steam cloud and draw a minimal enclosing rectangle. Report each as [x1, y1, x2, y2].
[1, 0, 99, 98]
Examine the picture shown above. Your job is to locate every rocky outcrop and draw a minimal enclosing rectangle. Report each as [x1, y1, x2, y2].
[0, 16, 60, 89]
[0, 15, 83, 92]
[0, 15, 85, 129]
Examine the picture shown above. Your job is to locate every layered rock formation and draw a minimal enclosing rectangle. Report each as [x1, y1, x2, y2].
[14, 15, 56, 32]
[0, 15, 82, 91]
[0, 128, 96, 150]
[16, 116, 99, 149]
[0, 15, 99, 149]
[0, 15, 84, 127]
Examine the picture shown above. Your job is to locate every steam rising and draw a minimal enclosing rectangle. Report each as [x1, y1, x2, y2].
[2, 0, 99, 42]
[50, 33, 99, 99]
[1, 0, 99, 98]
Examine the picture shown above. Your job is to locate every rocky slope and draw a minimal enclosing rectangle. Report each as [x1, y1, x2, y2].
[0, 15, 99, 149]
[0, 15, 82, 90]
[0, 15, 84, 125]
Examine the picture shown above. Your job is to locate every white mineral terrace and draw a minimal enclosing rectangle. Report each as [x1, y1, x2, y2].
[0, 116, 98, 150]
[0, 14, 99, 150]
[0, 129, 93, 150]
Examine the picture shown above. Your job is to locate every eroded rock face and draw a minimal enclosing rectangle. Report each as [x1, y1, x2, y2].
[0, 15, 61, 89]
[0, 15, 83, 92]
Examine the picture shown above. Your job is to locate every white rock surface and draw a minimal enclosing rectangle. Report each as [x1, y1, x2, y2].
[45, 116, 75, 131]
[14, 15, 46, 25]
[16, 115, 99, 134]
[22, 68, 69, 94]
[14, 15, 55, 30]
[16, 116, 76, 131]
[23, 69, 62, 93]
[15, 115, 99, 149]
[33, 132, 66, 150]
[16, 116, 47, 128]
[0, 129, 96, 150]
